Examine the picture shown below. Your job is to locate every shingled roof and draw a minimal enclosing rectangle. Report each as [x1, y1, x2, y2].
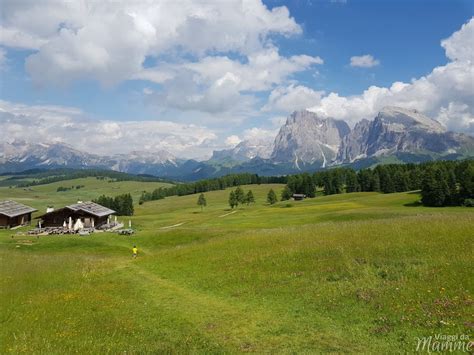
[66, 202, 115, 217]
[0, 200, 37, 218]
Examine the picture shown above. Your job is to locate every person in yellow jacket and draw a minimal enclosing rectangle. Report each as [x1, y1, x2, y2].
[132, 245, 138, 258]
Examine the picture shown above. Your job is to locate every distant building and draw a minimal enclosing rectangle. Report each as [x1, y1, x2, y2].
[0, 200, 37, 229]
[39, 201, 115, 228]
[292, 194, 306, 201]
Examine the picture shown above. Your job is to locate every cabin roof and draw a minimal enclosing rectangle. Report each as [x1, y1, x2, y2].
[292, 194, 306, 197]
[66, 202, 115, 217]
[0, 200, 37, 218]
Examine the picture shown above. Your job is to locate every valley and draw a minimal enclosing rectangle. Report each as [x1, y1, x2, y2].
[0, 176, 472, 353]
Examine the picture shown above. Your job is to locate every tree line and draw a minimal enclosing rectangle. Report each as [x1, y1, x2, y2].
[138, 160, 472, 208]
[282, 160, 473, 207]
[93, 193, 135, 216]
[139, 173, 285, 204]
[14, 168, 169, 188]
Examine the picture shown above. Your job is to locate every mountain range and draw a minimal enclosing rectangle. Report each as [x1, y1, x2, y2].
[1, 107, 473, 180]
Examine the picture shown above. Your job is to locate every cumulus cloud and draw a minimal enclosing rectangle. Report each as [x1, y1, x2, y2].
[225, 135, 242, 146]
[262, 84, 324, 112]
[350, 54, 380, 68]
[242, 127, 278, 142]
[147, 48, 322, 113]
[0, 100, 217, 159]
[307, 18, 474, 134]
[0, 0, 323, 116]
[1, 0, 302, 86]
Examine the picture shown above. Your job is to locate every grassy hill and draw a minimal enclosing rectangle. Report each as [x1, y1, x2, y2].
[0, 177, 173, 213]
[0, 181, 472, 353]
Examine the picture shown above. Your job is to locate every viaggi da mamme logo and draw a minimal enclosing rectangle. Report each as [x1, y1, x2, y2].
[415, 333, 472, 353]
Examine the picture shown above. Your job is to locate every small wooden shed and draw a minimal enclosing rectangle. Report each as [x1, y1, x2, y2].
[0, 200, 37, 229]
[292, 194, 307, 201]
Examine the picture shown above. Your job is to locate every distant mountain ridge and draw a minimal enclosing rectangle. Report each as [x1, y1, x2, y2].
[1, 107, 473, 180]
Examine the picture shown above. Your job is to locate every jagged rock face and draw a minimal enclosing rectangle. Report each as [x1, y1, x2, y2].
[337, 107, 474, 162]
[271, 110, 350, 168]
[337, 119, 371, 162]
[211, 138, 273, 162]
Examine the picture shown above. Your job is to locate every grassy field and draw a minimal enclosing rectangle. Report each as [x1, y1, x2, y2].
[0, 181, 472, 353]
[0, 177, 172, 213]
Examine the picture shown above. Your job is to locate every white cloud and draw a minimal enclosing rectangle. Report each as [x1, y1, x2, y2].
[441, 19, 474, 62]
[1, 0, 302, 87]
[262, 84, 324, 112]
[350, 54, 380, 68]
[144, 48, 322, 114]
[225, 135, 242, 146]
[308, 18, 474, 134]
[0, 100, 217, 159]
[242, 127, 278, 142]
[0, 0, 323, 116]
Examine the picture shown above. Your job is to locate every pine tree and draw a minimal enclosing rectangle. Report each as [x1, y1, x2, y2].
[228, 191, 237, 209]
[421, 167, 449, 207]
[446, 169, 458, 205]
[267, 189, 277, 205]
[197, 193, 207, 211]
[322, 173, 333, 195]
[302, 173, 316, 197]
[345, 170, 360, 193]
[457, 160, 474, 203]
[245, 190, 255, 205]
[393, 170, 409, 192]
[234, 186, 245, 206]
[370, 172, 381, 192]
[281, 186, 292, 201]
[357, 169, 372, 192]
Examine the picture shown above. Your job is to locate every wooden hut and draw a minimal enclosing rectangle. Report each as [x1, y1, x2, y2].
[0, 200, 37, 228]
[292, 194, 306, 201]
[39, 201, 115, 228]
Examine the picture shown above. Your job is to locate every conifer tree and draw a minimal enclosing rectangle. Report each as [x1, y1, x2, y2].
[281, 186, 292, 201]
[234, 186, 245, 205]
[228, 191, 237, 209]
[245, 190, 255, 205]
[267, 189, 277, 205]
[421, 167, 449, 206]
[197, 193, 207, 211]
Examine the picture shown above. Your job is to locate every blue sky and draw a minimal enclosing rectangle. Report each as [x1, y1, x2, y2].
[273, 0, 472, 93]
[0, 0, 473, 158]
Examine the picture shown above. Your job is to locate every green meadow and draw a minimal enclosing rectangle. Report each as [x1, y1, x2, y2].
[0, 179, 472, 353]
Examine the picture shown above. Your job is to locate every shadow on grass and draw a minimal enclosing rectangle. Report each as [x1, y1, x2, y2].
[404, 201, 423, 207]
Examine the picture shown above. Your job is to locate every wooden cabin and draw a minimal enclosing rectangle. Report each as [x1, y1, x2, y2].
[0, 200, 37, 229]
[292, 194, 306, 201]
[39, 201, 115, 228]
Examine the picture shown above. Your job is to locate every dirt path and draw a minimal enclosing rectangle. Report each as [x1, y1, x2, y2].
[160, 222, 185, 229]
[218, 210, 237, 218]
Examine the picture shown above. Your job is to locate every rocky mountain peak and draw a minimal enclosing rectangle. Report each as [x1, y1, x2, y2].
[377, 106, 445, 133]
[337, 107, 472, 163]
[211, 137, 273, 162]
[271, 110, 350, 168]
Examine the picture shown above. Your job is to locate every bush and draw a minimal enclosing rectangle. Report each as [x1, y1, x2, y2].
[463, 198, 474, 207]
